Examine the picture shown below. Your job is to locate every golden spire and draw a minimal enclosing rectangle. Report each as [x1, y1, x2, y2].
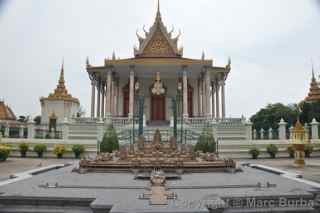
[41, 61, 79, 104]
[156, 0, 161, 20]
[305, 65, 320, 102]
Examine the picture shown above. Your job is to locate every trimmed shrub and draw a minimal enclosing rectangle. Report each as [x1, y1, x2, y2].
[53, 144, 66, 159]
[100, 125, 119, 153]
[72, 144, 85, 159]
[304, 144, 314, 158]
[266, 144, 278, 159]
[287, 146, 295, 158]
[19, 143, 29, 158]
[0, 144, 11, 161]
[33, 144, 47, 158]
[194, 129, 216, 153]
[248, 147, 260, 159]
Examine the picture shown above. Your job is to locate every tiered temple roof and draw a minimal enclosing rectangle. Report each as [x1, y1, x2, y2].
[0, 101, 16, 121]
[305, 68, 320, 102]
[41, 63, 79, 104]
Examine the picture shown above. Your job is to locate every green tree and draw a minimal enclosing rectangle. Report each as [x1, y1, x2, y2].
[299, 101, 320, 124]
[100, 125, 119, 153]
[250, 103, 299, 131]
[194, 128, 216, 153]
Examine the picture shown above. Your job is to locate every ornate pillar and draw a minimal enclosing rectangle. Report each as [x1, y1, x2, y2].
[198, 78, 203, 116]
[311, 118, 319, 139]
[90, 78, 96, 118]
[211, 81, 215, 119]
[205, 69, 211, 117]
[106, 69, 112, 117]
[201, 74, 206, 116]
[183, 67, 188, 118]
[129, 66, 135, 118]
[4, 123, 9, 138]
[101, 83, 105, 118]
[96, 79, 101, 118]
[19, 125, 24, 138]
[215, 82, 220, 119]
[278, 118, 287, 140]
[220, 80, 226, 118]
[110, 79, 114, 115]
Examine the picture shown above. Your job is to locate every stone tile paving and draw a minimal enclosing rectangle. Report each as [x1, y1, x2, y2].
[241, 158, 320, 183]
[0, 157, 77, 181]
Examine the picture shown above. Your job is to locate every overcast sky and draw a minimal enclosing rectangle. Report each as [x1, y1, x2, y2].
[0, 0, 320, 118]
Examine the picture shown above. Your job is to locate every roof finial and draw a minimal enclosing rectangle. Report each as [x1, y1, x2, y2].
[155, 0, 162, 21]
[201, 50, 205, 60]
[112, 51, 116, 60]
[86, 56, 90, 68]
[59, 59, 65, 84]
[311, 58, 315, 80]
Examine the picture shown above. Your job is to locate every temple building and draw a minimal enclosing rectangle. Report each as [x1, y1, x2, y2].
[40, 63, 80, 129]
[305, 67, 320, 103]
[86, 2, 230, 123]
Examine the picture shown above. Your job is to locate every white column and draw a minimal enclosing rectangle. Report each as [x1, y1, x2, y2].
[129, 66, 135, 118]
[245, 121, 253, 140]
[115, 80, 119, 116]
[27, 120, 35, 139]
[197, 78, 202, 116]
[110, 80, 114, 115]
[62, 118, 69, 140]
[311, 118, 319, 140]
[211, 81, 215, 119]
[19, 125, 24, 138]
[106, 70, 112, 117]
[101, 83, 105, 118]
[198, 78, 203, 116]
[205, 70, 211, 117]
[183, 68, 188, 118]
[220, 80, 226, 118]
[4, 123, 9, 138]
[96, 79, 101, 118]
[90, 80, 96, 118]
[202, 74, 207, 116]
[278, 118, 287, 140]
[268, 128, 273, 140]
[215, 82, 220, 119]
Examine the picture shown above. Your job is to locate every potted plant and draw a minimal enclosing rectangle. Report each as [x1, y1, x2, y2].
[248, 147, 260, 159]
[19, 143, 29, 158]
[266, 144, 278, 159]
[72, 144, 85, 159]
[33, 144, 47, 158]
[194, 128, 216, 153]
[304, 144, 314, 158]
[0, 144, 11, 162]
[287, 146, 295, 158]
[53, 144, 66, 159]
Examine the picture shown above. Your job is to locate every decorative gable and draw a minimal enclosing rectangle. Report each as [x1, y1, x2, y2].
[134, 2, 183, 58]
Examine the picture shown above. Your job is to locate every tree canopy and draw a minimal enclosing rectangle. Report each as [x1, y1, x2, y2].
[299, 101, 320, 123]
[250, 103, 299, 130]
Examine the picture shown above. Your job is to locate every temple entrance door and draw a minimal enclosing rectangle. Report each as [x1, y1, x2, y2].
[188, 85, 193, 117]
[151, 95, 166, 121]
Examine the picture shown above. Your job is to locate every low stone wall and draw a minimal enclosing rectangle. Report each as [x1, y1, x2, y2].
[2, 138, 320, 159]
[219, 139, 320, 159]
[1, 138, 97, 158]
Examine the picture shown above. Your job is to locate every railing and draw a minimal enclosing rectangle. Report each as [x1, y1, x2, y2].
[34, 129, 62, 139]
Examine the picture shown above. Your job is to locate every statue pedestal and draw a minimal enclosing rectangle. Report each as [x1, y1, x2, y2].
[293, 144, 305, 168]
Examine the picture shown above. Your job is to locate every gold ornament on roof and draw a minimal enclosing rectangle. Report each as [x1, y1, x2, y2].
[41, 62, 79, 104]
[151, 72, 165, 95]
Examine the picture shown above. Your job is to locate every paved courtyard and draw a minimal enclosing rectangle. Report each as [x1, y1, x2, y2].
[1, 157, 320, 184]
[240, 158, 320, 183]
[0, 158, 77, 181]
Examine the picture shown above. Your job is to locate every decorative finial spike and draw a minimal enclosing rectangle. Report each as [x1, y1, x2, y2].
[311, 59, 315, 80]
[86, 56, 90, 67]
[201, 51, 205, 60]
[112, 51, 116, 60]
[59, 59, 65, 84]
[155, 0, 162, 21]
